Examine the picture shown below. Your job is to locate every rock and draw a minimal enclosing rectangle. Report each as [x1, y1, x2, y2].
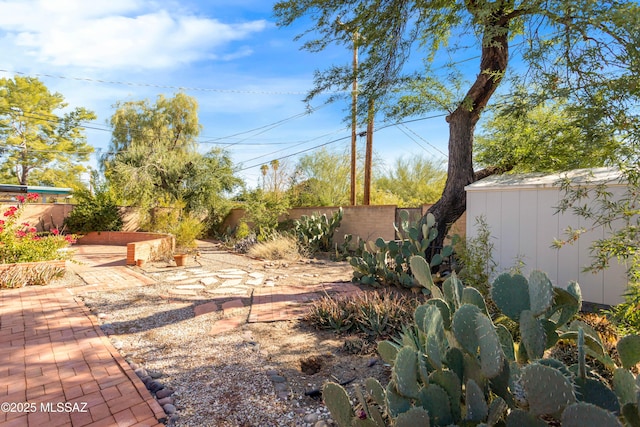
[314, 421, 331, 427]
[129, 362, 139, 370]
[304, 413, 319, 424]
[266, 369, 278, 376]
[163, 403, 177, 414]
[97, 313, 108, 319]
[168, 414, 180, 424]
[148, 380, 164, 392]
[270, 375, 286, 383]
[148, 370, 163, 379]
[134, 368, 148, 378]
[156, 388, 174, 399]
[112, 340, 124, 350]
[141, 375, 153, 385]
[274, 383, 288, 392]
[157, 397, 174, 406]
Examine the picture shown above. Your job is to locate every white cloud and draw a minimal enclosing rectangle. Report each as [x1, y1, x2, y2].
[0, 0, 268, 70]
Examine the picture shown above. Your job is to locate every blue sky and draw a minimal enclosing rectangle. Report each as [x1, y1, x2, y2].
[0, 0, 453, 187]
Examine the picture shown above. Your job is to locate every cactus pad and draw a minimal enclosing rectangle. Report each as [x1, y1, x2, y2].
[519, 310, 546, 360]
[521, 363, 576, 417]
[561, 402, 623, 427]
[465, 378, 488, 422]
[418, 384, 453, 426]
[393, 347, 420, 399]
[617, 334, 640, 369]
[476, 312, 505, 378]
[322, 382, 354, 427]
[527, 270, 554, 316]
[395, 407, 431, 427]
[452, 304, 482, 354]
[490, 273, 530, 321]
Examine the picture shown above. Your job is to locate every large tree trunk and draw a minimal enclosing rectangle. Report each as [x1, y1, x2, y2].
[423, 15, 510, 252]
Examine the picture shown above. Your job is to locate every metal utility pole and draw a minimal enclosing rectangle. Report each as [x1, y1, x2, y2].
[363, 99, 374, 205]
[349, 32, 358, 206]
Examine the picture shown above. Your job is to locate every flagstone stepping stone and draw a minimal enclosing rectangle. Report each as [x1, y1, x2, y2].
[167, 289, 198, 296]
[205, 287, 248, 295]
[166, 274, 189, 281]
[194, 301, 219, 316]
[173, 278, 201, 286]
[217, 274, 245, 279]
[199, 277, 218, 286]
[222, 299, 245, 315]
[246, 278, 264, 286]
[219, 279, 243, 287]
[264, 280, 276, 287]
[175, 284, 205, 290]
[248, 272, 264, 279]
[219, 269, 247, 274]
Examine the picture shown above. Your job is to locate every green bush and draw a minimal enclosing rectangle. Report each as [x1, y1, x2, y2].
[64, 188, 123, 233]
[172, 213, 205, 250]
[0, 194, 76, 265]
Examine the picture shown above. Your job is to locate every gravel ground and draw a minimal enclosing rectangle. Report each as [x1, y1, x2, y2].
[60, 243, 361, 427]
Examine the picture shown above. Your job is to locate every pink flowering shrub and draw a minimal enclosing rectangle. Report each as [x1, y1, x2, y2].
[0, 194, 76, 264]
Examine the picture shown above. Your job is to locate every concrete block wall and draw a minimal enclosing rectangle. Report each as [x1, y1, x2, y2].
[222, 205, 466, 248]
[0, 203, 73, 232]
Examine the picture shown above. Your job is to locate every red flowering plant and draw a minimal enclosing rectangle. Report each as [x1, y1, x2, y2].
[0, 194, 76, 264]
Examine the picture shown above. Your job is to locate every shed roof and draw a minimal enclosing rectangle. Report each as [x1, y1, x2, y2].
[465, 167, 624, 192]
[0, 184, 72, 196]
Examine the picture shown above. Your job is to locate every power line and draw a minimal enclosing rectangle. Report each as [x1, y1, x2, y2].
[0, 68, 313, 95]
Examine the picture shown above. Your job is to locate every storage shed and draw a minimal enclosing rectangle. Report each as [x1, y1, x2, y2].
[465, 167, 629, 306]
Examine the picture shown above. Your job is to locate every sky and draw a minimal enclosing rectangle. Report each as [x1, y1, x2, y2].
[0, 0, 455, 188]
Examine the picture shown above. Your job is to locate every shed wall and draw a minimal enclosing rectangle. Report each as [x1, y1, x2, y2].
[466, 185, 628, 305]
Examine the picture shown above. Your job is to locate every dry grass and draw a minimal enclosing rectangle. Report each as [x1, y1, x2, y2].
[247, 234, 304, 260]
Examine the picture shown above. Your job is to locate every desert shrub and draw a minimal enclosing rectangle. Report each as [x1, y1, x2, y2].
[235, 221, 251, 239]
[0, 263, 65, 289]
[247, 234, 302, 260]
[454, 215, 496, 296]
[64, 187, 123, 233]
[603, 283, 640, 335]
[172, 213, 205, 250]
[305, 290, 422, 340]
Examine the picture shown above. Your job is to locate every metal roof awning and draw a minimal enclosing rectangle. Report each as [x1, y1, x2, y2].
[0, 184, 72, 197]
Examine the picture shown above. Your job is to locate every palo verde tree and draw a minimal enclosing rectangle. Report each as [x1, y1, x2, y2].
[0, 75, 96, 187]
[274, 0, 640, 249]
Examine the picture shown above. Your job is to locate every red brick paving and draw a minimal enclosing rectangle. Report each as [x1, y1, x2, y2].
[0, 245, 164, 427]
[0, 286, 164, 426]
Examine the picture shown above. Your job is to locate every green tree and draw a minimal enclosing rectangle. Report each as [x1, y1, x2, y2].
[274, 0, 640, 248]
[475, 97, 622, 173]
[0, 75, 96, 186]
[290, 147, 352, 206]
[103, 93, 202, 208]
[373, 155, 446, 207]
